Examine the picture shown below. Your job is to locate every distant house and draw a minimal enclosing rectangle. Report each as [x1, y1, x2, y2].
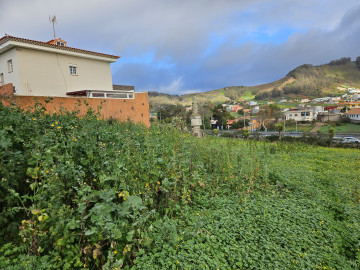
[247, 118, 263, 131]
[345, 108, 360, 123]
[337, 101, 360, 110]
[308, 106, 324, 118]
[0, 35, 149, 126]
[229, 104, 243, 112]
[248, 101, 257, 106]
[251, 106, 260, 114]
[284, 110, 315, 122]
[226, 118, 240, 129]
[317, 111, 341, 122]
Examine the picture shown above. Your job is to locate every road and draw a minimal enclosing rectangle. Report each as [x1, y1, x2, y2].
[212, 130, 360, 139]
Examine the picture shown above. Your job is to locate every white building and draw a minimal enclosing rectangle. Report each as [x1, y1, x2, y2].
[345, 108, 360, 123]
[284, 110, 315, 122]
[248, 101, 257, 106]
[0, 35, 127, 98]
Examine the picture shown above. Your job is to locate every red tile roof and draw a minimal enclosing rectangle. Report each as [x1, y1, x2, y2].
[0, 35, 119, 60]
[345, 108, 360, 115]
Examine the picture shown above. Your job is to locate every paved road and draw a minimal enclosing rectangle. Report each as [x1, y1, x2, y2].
[212, 130, 360, 139]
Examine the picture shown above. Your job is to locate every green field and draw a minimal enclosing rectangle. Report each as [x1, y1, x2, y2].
[240, 90, 256, 101]
[319, 123, 360, 133]
[284, 123, 315, 132]
[1, 103, 360, 269]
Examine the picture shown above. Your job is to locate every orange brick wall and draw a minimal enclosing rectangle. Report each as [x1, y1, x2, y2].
[0, 83, 14, 97]
[0, 83, 150, 127]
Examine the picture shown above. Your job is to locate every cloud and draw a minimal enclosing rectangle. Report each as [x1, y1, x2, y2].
[1, 0, 360, 94]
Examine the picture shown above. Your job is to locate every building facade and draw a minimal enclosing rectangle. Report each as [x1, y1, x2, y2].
[345, 108, 360, 123]
[284, 110, 315, 122]
[0, 35, 120, 97]
[0, 35, 150, 127]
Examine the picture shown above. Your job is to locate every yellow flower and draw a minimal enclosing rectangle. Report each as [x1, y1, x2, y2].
[113, 251, 117, 254]
[55, 121, 58, 124]
[46, 170, 49, 173]
[145, 183, 150, 188]
[157, 181, 161, 185]
[57, 126, 61, 129]
[74, 139, 77, 142]
[32, 118, 36, 121]
[51, 124, 54, 127]
[118, 191, 129, 201]
[196, 213, 199, 216]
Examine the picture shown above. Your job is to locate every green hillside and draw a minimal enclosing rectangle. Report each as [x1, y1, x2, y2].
[150, 58, 360, 107]
[1, 103, 360, 269]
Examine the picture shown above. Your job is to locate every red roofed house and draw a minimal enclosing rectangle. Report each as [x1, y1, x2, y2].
[345, 108, 360, 123]
[0, 35, 149, 126]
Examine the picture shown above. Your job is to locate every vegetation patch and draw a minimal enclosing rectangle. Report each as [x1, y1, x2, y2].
[0, 102, 359, 269]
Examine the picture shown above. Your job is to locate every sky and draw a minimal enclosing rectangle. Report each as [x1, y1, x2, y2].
[1, 0, 360, 95]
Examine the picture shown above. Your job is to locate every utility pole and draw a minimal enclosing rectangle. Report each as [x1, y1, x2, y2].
[243, 110, 245, 128]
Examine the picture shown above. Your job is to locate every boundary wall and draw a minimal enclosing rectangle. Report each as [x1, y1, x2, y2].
[0, 83, 150, 127]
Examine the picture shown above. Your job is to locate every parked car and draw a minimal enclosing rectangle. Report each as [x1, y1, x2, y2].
[342, 137, 360, 143]
[332, 137, 343, 143]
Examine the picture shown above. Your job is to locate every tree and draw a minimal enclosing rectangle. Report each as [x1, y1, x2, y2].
[242, 129, 250, 139]
[237, 109, 244, 115]
[212, 104, 231, 129]
[230, 119, 249, 129]
[356, 56, 360, 69]
[269, 104, 282, 120]
[275, 122, 284, 140]
[157, 105, 186, 123]
[271, 87, 282, 98]
[328, 126, 335, 146]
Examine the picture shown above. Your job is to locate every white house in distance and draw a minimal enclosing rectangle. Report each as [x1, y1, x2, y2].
[345, 108, 360, 123]
[284, 110, 315, 122]
[0, 35, 134, 98]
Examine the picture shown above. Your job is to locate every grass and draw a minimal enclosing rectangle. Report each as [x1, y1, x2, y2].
[284, 123, 315, 132]
[1, 102, 360, 269]
[240, 90, 256, 101]
[319, 123, 360, 133]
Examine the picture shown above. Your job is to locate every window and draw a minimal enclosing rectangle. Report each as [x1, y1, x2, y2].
[56, 41, 65, 46]
[0, 73, 4, 85]
[301, 112, 305, 116]
[107, 93, 128, 99]
[91, 93, 105, 98]
[7, 60, 13, 73]
[306, 112, 310, 116]
[69, 66, 77, 75]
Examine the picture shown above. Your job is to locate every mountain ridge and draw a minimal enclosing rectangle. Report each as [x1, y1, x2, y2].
[149, 58, 360, 108]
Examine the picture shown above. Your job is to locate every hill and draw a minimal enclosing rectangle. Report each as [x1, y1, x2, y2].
[150, 57, 360, 108]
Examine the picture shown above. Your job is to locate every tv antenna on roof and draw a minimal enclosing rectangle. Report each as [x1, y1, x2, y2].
[49, 15, 57, 39]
